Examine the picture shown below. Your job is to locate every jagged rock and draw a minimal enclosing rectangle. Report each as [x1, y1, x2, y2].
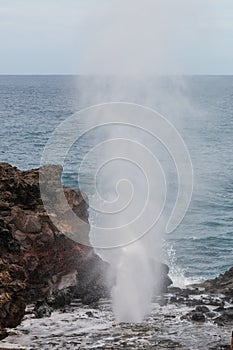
[86, 311, 94, 317]
[0, 162, 173, 335]
[193, 267, 233, 296]
[206, 311, 217, 319]
[181, 309, 206, 322]
[47, 288, 73, 309]
[73, 254, 109, 304]
[0, 327, 8, 340]
[191, 311, 206, 322]
[0, 163, 108, 335]
[0, 250, 26, 331]
[195, 305, 209, 313]
[0, 292, 26, 328]
[13, 230, 27, 243]
[33, 301, 53, 318]
[214, 307, 233, 325]
[159, 262, 173, 293]
[10, 207, 41, 233]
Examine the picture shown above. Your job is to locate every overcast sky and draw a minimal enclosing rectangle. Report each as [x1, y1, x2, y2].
[0, 0, 232, 75]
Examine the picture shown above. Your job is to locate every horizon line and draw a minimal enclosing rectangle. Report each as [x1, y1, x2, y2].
[0, 73, 233, 77]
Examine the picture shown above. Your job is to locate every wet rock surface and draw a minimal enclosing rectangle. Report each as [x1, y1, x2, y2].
[194, 267, 233, 297]
[1, 298, 232, 350]
[167, 269, 233, 329]
[157, 262, 173, 293]
[33, 301, 53, 319]
[0, 163, 232, 348]
[0, 163, 108, 339]
[0, 163, 173, 341]
[1, 277, 232, 349]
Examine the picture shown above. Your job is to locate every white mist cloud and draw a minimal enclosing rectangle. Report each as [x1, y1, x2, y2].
[75, 1, 197, 323]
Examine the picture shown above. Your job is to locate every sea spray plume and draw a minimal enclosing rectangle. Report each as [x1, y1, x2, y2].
[40, 0, 197, 325]
[73, 0, 198, 323]
[40, 103, 193, 244]
[112, 242, 154, 323]
[40, 103, 193, 323]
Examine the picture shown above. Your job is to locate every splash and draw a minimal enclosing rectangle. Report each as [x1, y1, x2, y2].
[112, 242, 154, 323]
[40, 101, 193, 322]
[166, 244, 203, 288]
[70, 0, 195, 323]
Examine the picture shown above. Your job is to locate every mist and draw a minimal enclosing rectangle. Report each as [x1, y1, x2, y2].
[75, 0, 195, 322]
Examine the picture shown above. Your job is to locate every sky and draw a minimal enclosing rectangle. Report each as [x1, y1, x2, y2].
[0, 0, 232, 75]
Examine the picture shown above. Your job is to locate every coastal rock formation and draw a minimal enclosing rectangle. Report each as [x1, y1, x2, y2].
[0, 163, 107, 336]
[195, 267, 233, 296]
[0, 162, 173, 339]
[159, 262, 173, 293]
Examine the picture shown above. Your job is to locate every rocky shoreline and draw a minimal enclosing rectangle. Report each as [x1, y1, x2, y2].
[0, 163, 109, 340]
[167, 266, 233, 326]
[0, 163, 172, 342]
[0, 163, 232, 348]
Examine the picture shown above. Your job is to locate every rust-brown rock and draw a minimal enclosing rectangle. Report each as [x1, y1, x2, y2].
[0, 163, 108, 338]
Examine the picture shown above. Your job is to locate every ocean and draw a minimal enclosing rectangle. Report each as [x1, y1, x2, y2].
[0, 75, 232, 284]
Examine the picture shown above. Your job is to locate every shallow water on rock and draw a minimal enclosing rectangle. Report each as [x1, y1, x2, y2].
[2, 298, 231, 350]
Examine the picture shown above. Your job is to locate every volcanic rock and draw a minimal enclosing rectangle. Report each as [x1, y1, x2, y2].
[0, 163, 107, 338]
[47, 288, 73, 309]
[0, 162, 173, 338]
[195, 305, 209, 313]
[181, 309, 206, 322]
[190, 311, 206, 322]
[214, 307, 233, 326]
[33, 301, 53, 318]
[159, 262, 173, 293]
[193, 267, 233, 296]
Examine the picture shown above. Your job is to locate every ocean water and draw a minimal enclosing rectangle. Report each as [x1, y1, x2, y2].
[0, 75, 232, 284]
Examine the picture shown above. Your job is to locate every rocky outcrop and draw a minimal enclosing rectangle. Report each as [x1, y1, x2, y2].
[167, 268, 233, 326]
[159, 262, 173, 293]
[0, 162, 173, 338]
[194, 267, 233, 296]
[0, 163, 108, 337]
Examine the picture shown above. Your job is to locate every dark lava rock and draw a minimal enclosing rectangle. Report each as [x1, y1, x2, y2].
[159, 262, 173, 293]
[0, 252, 26, 331]
[215, 307, 233, 325]
[195, 305, 209, 313]
[34, 301, 53, 318]
[191, 311, 206, 322]
[168, 283, 229, 311]
[73, 253, 110, 304]
[86, 311, 94, 317]
[168, 286, 182, 294]
[221, 307, 233, 319]
[193, 267, 233, 296]
[207, 298, 225, 307]
[168, 286, 206, 307]
[0, 327, 8, 340]
[47, 288, 73, 309]
[0, 292, 26, 328]
[214, 306, 225, 312]
[181, 309, 206, 322]
[206, 311, 217, 319]
[209, 344, 232, 350]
